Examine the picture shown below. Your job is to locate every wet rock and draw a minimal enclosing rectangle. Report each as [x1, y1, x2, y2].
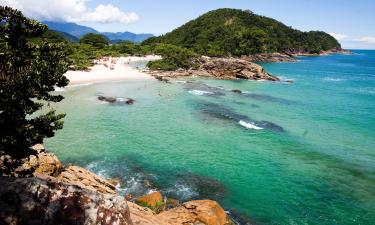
[107, 177, 121, 186]
[98, 95, 136, 105]
[165, 198, 180, 209]
[136, 191, 164, 208]
[125, 193, 134, 201]
[231, 89, 242, 94]
[0, 177, 132, 225]
[126, 98, 136, 105]
[57, 165, 116, 194]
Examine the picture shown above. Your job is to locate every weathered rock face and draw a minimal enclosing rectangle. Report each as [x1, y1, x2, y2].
[128, 200, 231, 225]
[0, 145, 63, 177]
[147, 57, 279, 81]
[57, 165, 116, 194]
[136, 191, 163, 208]
[0, 177, 132, 225]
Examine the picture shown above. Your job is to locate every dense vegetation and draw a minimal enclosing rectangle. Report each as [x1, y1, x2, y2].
[147, 44, 199, 70]
[144, 8, 341, 56]
[0, 7, 69, 162]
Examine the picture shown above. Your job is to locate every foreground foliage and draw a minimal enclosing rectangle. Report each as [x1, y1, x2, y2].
[0, 6, 69, 159]
[144, 8, 341, 56]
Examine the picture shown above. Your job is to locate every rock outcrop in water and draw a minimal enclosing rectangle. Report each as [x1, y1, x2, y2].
[148, 57, 279, 81]
[0, 145, 232, 225]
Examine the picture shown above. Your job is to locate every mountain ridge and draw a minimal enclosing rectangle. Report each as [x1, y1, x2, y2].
[43, 21, 154, 43]
[144, 8, 341, 56]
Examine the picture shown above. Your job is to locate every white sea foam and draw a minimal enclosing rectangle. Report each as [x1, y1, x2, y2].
[165, 183, 198, 201]
[188, 90, 213, 96]
[239, 120, 263, 130]
[323, 77, 343, 82]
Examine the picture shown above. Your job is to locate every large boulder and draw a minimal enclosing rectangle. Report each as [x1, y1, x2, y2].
[0, 145, 63, 177]
[129, 199, 231, 225]
[157, 200, 230, 225]
[0, 177, 132, 225]
[136, 191, 164, 208]
[200, 57, 278, 81]
[57, 165, 116, 194]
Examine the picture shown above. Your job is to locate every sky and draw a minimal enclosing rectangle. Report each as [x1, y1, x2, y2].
[1, 0, 375, 49]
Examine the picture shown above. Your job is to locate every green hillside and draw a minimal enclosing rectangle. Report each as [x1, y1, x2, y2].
[144, 8, 341, 56]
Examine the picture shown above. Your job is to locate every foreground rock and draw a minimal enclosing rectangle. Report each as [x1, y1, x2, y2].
[136, 191, 164, 208]
[128, 200, 231, 225]
[147, 57, 279, 81]
[57, 165, 116, 194]
[0, 177, 132, 225]
[1, 145, 233, 225]
[0, 144, 63, 177]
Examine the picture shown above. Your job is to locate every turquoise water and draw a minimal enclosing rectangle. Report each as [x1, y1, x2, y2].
[45, 51, 375, 225]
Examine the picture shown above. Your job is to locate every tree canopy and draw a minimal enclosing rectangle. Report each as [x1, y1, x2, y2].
[0, 6, 69, 161]
[144, 8, 341, 56]
[79, 33, 109, 48]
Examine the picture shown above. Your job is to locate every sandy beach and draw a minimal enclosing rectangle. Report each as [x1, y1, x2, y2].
[65, 55, 161, 85]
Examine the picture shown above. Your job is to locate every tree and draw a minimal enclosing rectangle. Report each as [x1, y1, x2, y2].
[0, 7, 69, 162]
[79, 33, 109, 48]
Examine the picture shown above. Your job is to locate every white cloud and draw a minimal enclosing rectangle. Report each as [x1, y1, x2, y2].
[329, 32, 348, 41]
[354, 36, 375, 44]
[0, 0, 139, 24]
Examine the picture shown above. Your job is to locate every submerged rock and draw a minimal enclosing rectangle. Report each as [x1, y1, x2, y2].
[98, 95, 136, 105]
[0, 177, 132, 225]
[231, 89, 242, 94]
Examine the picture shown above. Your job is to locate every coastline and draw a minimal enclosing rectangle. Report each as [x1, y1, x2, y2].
[65, 55, 161, 85]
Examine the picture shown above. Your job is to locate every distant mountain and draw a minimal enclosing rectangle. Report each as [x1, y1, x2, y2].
[101, 32, 154, 43]
[43, 21, 154, 43]
[144, 8, 341, 56]
[43, 21, 98, 38]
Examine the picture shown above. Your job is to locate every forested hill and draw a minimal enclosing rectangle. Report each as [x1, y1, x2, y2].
[144, 8, 341, 56]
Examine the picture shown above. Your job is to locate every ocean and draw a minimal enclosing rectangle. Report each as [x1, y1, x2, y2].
[45, 50, 375, 225]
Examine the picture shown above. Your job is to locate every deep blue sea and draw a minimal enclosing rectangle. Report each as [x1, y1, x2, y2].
[46, 50, 375, 225]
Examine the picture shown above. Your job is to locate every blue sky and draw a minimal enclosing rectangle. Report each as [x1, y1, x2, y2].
[2, 0, 375, 49]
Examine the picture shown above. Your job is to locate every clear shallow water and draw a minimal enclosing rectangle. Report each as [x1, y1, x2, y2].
[45, 51, 375, 225]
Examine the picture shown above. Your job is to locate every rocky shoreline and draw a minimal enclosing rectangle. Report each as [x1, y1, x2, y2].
[0, 145, 233, 225]
[145, 48, 351, 82]
[146, 56, 279, 82]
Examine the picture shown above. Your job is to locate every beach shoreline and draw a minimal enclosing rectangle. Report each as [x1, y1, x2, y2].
[65, 55, 161, 85]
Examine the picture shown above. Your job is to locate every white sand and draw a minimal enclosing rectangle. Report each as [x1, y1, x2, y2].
[65, 55, 161, 85]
